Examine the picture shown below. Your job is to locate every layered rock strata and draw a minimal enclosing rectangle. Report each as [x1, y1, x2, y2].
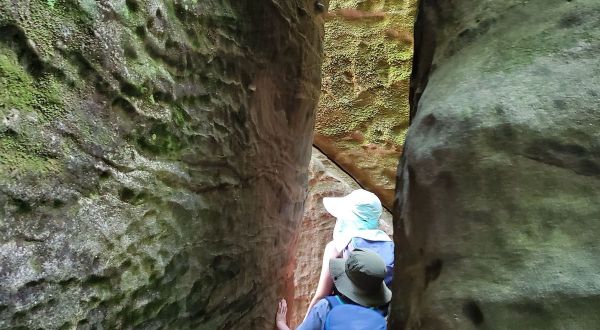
[290, 147, 392, 327]
[392, 0, 600, 329]
[0, 1, 323, 328]
[314, 0, 417, 208]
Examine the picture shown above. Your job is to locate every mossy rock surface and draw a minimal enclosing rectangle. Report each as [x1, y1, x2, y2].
[392, 0, 600, 329]
[0, 1, 324, 328]
[314, 0, 417, 208]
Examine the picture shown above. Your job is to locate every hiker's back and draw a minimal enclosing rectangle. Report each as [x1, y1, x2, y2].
[344, 237, 394, 287]
[324, 296, 387, 330]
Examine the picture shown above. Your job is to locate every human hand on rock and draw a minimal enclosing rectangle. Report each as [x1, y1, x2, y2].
[276, 299, 289, 330]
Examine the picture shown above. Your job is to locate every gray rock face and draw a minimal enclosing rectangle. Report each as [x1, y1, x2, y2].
[392, 0, 600, 329]
[0, 1, 323, 328]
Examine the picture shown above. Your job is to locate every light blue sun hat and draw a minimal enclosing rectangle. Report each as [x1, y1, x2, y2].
[323, 189, 383, 231]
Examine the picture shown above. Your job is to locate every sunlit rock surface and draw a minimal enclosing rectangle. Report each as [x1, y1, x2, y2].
[290, 147, 392, 327]
[314, 0, 417, 208]
[0, 1, 323, 328]
[392, 0, 600, 329]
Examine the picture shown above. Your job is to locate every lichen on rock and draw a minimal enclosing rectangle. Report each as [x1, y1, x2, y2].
[314, 0, 417, 208]
[0, 0, 324, 328]
[393, 0, 600, 328]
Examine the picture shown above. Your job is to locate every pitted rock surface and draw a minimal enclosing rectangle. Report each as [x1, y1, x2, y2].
[0, 1, 323, 328]
[314, 0, 417, 208]
[393, 0, 600, 329]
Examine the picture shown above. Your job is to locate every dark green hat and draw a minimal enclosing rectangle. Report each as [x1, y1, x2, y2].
[329, 248, 392, 307]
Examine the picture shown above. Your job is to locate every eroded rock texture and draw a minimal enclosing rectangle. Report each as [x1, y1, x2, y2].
[290, 147, 392, 327]
[392, 0, 600, 329]
[0, 1, 323, 328]
[314, 0, 416, 208]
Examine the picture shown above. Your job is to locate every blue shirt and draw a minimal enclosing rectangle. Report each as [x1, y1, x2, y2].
[296, 299, 331, 330]
[295, 296, 390, 330]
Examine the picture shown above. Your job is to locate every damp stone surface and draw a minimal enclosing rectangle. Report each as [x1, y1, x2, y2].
[0, 0, 324, 328]
[393, 0, 600, 329]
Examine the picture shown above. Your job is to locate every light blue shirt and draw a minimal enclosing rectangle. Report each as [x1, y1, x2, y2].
[295, 299, 330, 330]
[295, 296, 389, 330]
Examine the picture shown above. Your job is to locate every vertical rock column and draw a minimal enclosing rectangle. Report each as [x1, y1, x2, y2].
[0, 0, 323, 328]
[393, 0, 600, 329]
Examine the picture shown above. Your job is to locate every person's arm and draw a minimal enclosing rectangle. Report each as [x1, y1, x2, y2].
[304, 241, 339, 319]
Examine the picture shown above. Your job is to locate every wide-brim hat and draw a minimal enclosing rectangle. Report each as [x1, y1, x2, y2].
[323, 189, 382, 230]
[330, 248, 392, 307]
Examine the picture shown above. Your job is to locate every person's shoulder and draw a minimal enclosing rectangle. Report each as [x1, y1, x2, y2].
[310, 298, 333, 319]
[296, 298, 331, 330]
[313, 298, 331, 311]
[354, 229, 392, 242]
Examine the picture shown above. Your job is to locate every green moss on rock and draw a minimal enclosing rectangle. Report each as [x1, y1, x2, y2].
[0, 47, 39, 112]
[0, 1, 323, 329]
[313, 0, 416, 208]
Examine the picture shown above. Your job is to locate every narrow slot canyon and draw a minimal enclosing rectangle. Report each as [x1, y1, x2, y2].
[1, 0, 600, 329]
[288, 0, 415, 327]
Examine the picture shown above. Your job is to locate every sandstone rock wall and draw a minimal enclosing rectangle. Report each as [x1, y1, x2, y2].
[0, 1, 323, 328]
[290, 147, 392, 327]
[314, 0, 417, 208]
[392, 0, 600, 329]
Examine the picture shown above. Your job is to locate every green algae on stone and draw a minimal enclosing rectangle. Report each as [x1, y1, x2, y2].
[0, 48, 39, 112]
[0, 0, 323, 329]
[313, 0, 416, 207]
[0, 132, 63, 183]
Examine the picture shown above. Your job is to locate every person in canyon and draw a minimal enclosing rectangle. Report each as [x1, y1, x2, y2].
[305, 189, 394, 317]
[275, 248, 391, 330]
